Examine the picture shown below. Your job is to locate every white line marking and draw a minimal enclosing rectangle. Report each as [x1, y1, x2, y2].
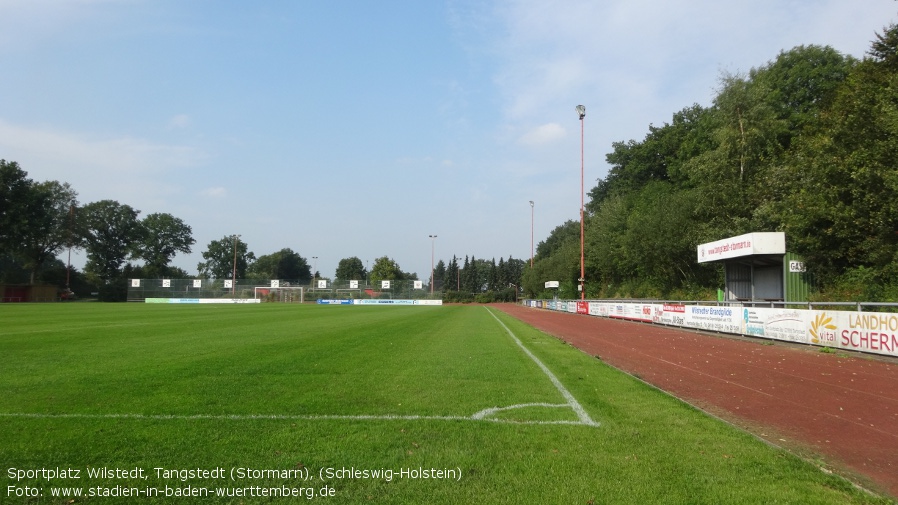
[485, 308, 599, 427]
[0, 412, 584, 426]
[471, 402, 570, 420]
[0, 322, 150, 337]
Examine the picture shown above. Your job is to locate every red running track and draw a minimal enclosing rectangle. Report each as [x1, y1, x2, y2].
[495, 304, 898, 497]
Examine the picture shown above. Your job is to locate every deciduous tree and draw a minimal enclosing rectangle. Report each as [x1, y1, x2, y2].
[197, 236, 254, 279]
[138, 213, 195, 278]
[369, 256, 402, 283]
[335, 256, 367, 281]
[0, 160, 32, 254]
[17, 181, 78, 284]
[248, 248, 311, 281]
[77, 200, 142, 283]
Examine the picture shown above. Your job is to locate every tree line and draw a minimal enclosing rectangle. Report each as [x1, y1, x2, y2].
[0, 161, 197, 300]
[0, 166, 526, 301]
[523, 21, 898, 302]
[197, 234, 527, 302]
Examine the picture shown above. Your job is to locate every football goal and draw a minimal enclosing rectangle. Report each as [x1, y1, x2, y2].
[254, 286, 305, 303]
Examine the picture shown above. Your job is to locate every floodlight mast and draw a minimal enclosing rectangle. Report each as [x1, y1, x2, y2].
[66, 205, 74, 292]
[529, 200, 534, 268]
[429, 235, 438, 294]
[231, 234, 241, 295]
[576, 104, 586, 300]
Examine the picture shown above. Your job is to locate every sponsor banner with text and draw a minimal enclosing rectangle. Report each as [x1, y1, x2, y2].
[536, 300, 898, 358]
[145, 298, 260, 304]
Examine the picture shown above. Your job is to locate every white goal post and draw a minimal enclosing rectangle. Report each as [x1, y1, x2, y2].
[254, 286, 304, 303]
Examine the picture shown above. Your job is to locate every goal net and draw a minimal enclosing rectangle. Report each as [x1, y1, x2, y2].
[254, 286, 305, 303]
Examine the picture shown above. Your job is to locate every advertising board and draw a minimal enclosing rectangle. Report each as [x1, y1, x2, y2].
[531, 299, 898, 358]
[144, 298, 260, 304]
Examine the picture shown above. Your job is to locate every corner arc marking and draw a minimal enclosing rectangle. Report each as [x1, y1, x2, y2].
[485, 308, 599, 427]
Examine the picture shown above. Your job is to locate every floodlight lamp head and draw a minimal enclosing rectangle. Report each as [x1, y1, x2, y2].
[576, 104, 586, 119]
[529, 200, 534, 206]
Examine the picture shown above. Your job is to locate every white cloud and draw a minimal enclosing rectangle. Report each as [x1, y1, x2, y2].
[0, 119, 203, 170]
[490, 0, 897, 126]
[0, 118, 206, 208]
[517, 122, 565, 147]
[168, 114, 191, 129]
[199, 186, 228, 198]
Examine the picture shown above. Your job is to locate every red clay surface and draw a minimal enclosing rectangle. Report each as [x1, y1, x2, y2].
[495, 304, 898, 498]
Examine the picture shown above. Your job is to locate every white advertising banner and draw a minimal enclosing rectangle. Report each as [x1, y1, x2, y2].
[807, 309, 898, 356]
[588, 302, 611, 317]
[603, 302, 653, 322]
[356, 299, 414, 305]
[738, 307, 807, 343]
[145, 298, 260, 304]
[682, 305, 742, 333]
[653, 303, 687, 326]
[697, 232, 785, 263]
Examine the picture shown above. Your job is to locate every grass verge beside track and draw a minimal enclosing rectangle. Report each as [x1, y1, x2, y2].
[0, 303, 891, 504]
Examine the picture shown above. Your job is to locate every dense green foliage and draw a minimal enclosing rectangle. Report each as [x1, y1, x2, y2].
[138, 212, 196, 278]
[247, 247, 311, 281]
[0, 161, 197, 299]
[439, 254, 526, 302]
[335, 256, 367, 281]
[0, 161, 80, 286]
[526, 25, 898, 301]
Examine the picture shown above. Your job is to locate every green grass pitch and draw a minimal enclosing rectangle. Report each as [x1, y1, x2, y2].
[0, 303, 891, 504]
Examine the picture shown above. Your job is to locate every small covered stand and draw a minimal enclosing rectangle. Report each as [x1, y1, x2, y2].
[697, 232, 806, 302]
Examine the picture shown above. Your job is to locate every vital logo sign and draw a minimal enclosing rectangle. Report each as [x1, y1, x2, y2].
[809, 313, 837, 345]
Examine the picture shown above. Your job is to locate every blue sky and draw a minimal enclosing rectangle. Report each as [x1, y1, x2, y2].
[1, 0, 896, 280]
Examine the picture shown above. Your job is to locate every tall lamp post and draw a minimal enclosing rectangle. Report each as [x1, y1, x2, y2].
[576, 104, 586, 300]
[66, 205, 74, 293]
[231, 234, 241, 295]
[529, 200, 534, 268]
[312, 256, 318, 286]
[429, 234, 438, 295]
